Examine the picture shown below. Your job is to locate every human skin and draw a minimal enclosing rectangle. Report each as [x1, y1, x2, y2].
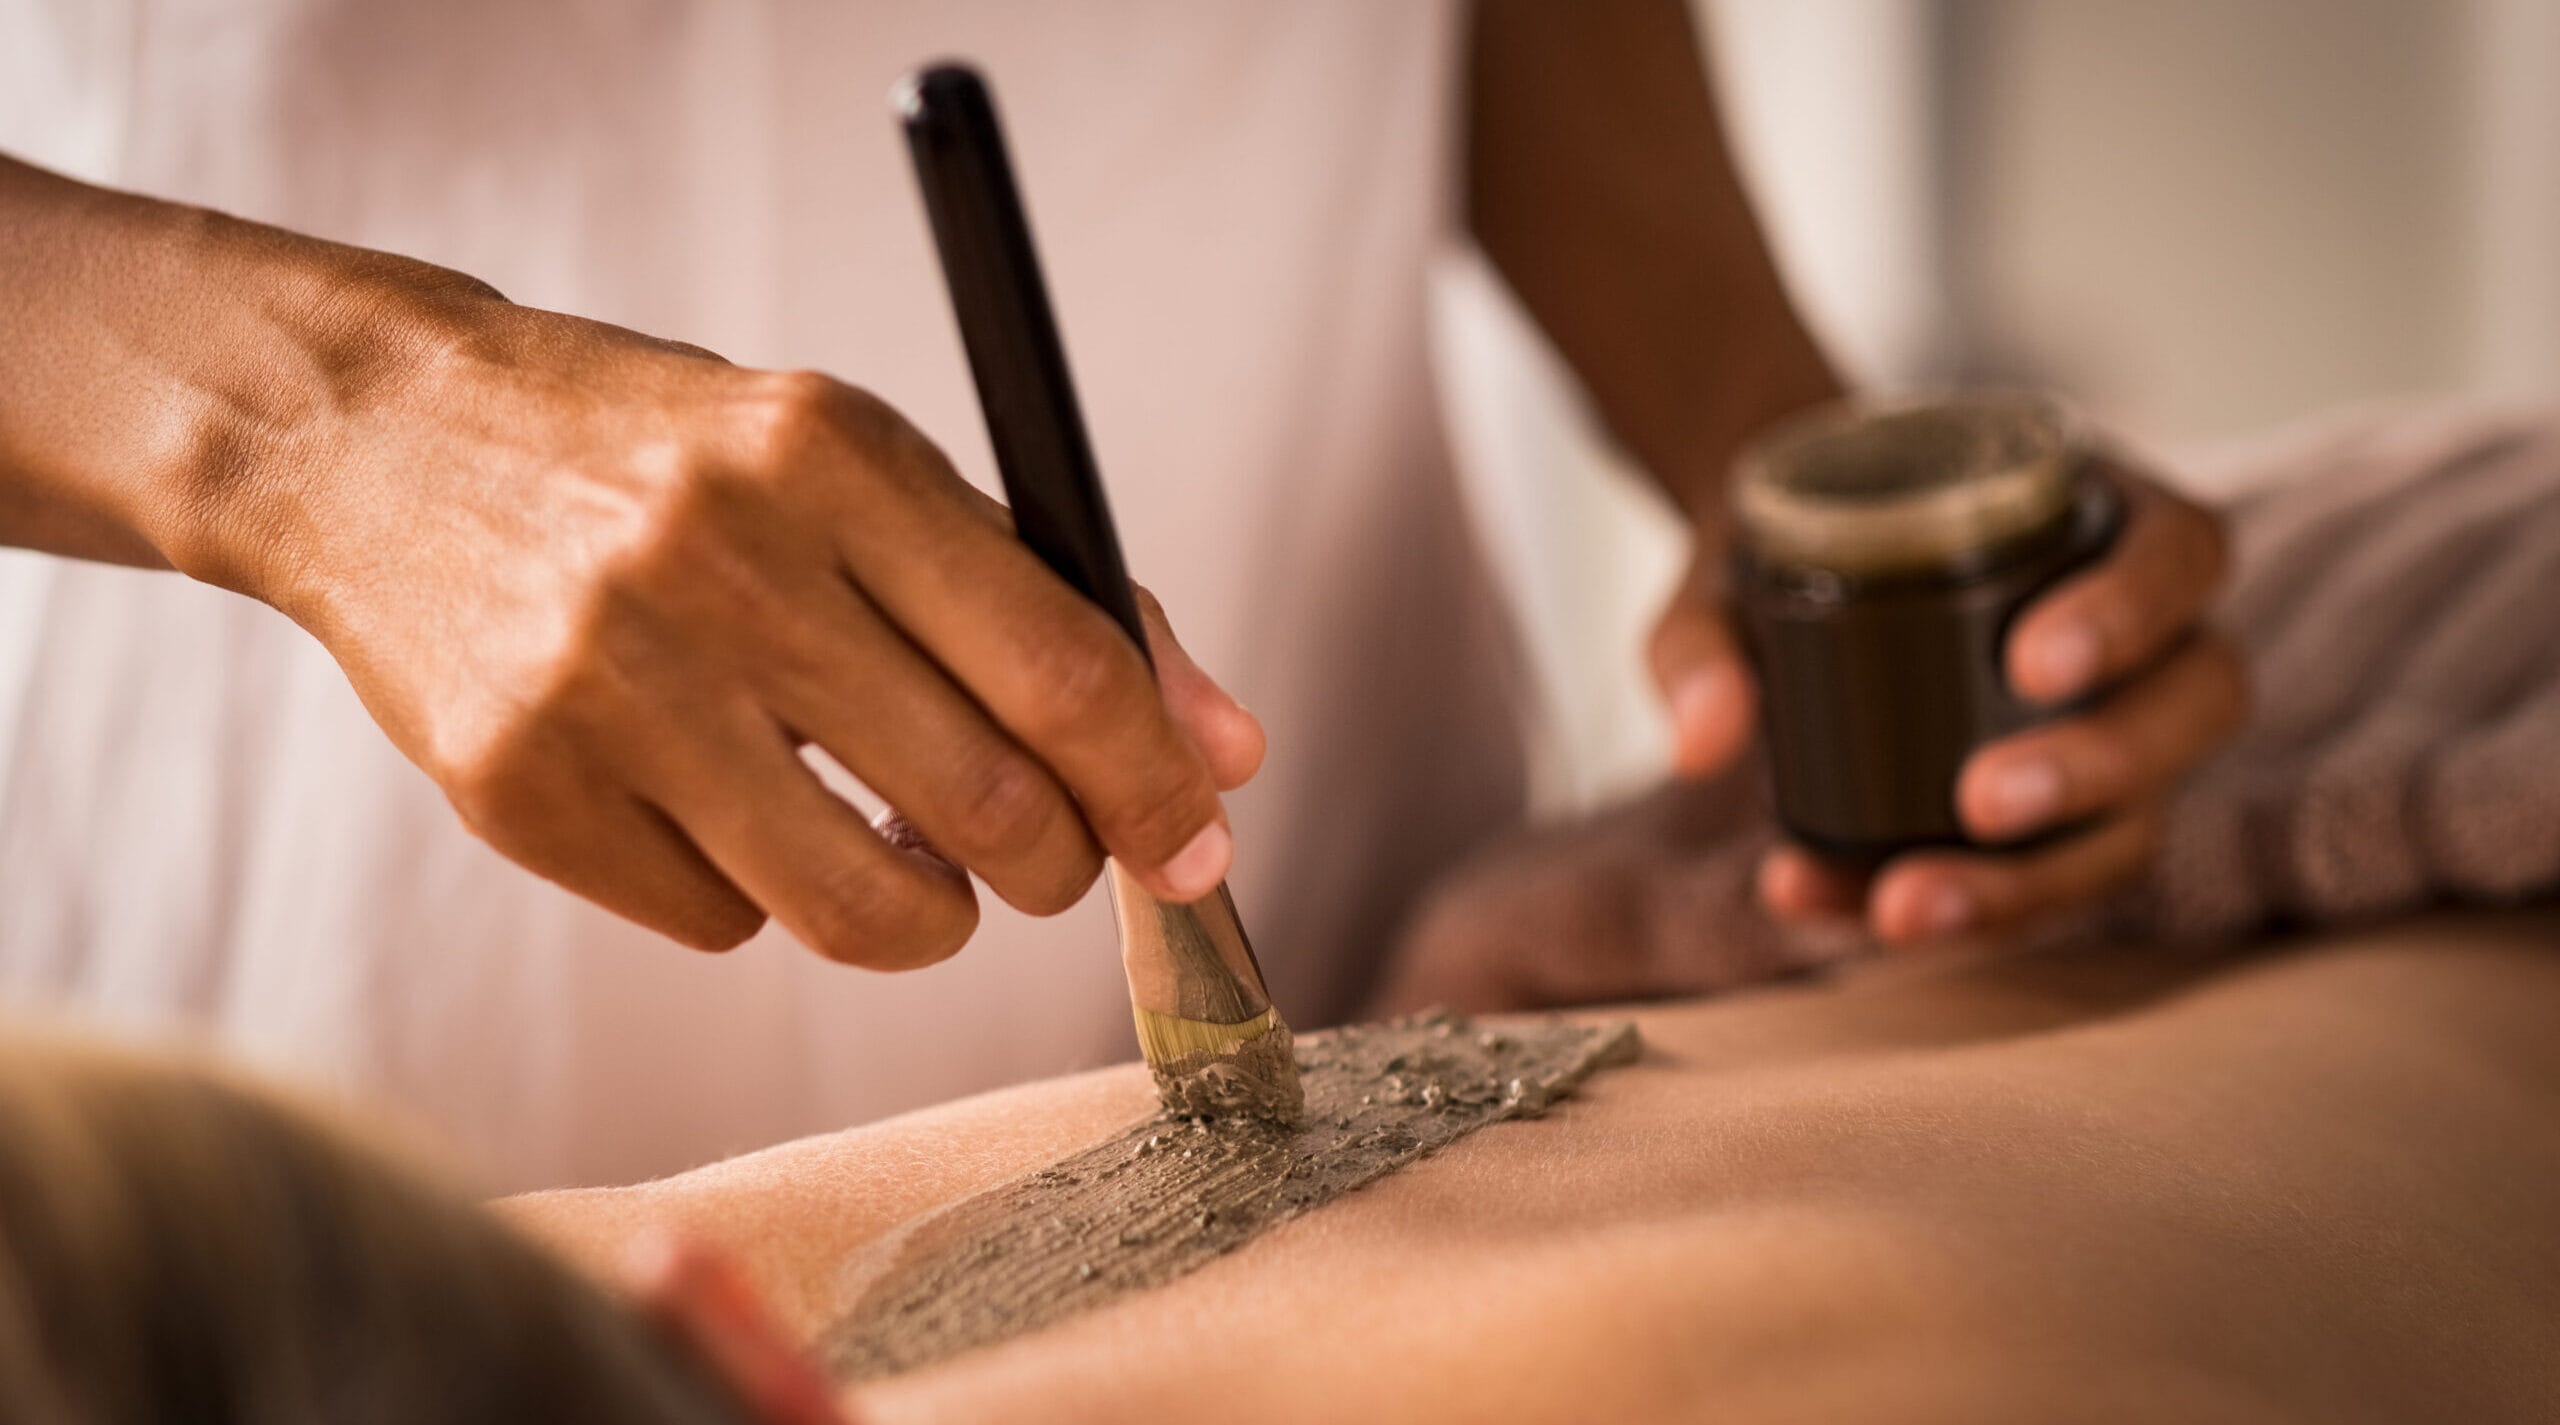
[1, 0, 2233, 974]
[1469, 0, 2245, 952]
[0, 151, 1261, 968]
[511, 910, 2560, 1424]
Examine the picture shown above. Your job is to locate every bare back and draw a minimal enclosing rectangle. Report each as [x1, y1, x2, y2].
[512, 911, 2560, 1424]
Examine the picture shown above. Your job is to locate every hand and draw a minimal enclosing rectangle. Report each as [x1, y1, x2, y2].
[1652, 459, 2245, 947]
[209, 281, 1264, 968]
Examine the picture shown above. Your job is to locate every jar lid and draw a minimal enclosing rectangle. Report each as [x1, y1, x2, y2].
[1735, 392, 2078, 578]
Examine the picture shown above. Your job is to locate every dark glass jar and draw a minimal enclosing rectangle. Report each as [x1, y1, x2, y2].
[1732, 394, 2121, 865]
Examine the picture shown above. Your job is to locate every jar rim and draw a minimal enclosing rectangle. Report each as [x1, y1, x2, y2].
[1735, 392, 2080, 578]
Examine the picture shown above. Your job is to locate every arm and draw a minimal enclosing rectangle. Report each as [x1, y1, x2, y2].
[1461, 1, 2240, 962]
[1464, 0, 1841, 516]
[0, 155, 477, 571]
[0, 153, 1262, 965]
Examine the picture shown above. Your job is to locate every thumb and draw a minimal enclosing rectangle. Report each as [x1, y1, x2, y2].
[1647, 549, 1757, 780]
[1134, 584, 1267, 791]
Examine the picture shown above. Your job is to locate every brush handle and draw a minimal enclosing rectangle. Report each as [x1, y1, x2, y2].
[896, 62, 1153, 671]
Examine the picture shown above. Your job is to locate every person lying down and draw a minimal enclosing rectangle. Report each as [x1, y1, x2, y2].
[3, 910, 2553, 1423]
[503, 909, 2560, 1424]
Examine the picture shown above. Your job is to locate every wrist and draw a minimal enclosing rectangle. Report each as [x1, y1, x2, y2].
[133, 207, 509, 610]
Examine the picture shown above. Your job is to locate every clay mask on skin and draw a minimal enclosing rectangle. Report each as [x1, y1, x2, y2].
[819, 1010, 1641, 1381]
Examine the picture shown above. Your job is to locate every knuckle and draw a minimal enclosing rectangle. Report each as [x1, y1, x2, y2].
[437, 728, 553, 839]
[1017, 627, 1149, 740]
[1107, 766, 1216, 861]
[733, 369, 854, 476]
[944, 752, 1064, 859]
[793, 856, 900, 961]
[734, 371, 946, 506]
[601, 456, 728, 594]
[1009, 847, 1104, 918]
[795, 854, 973, 969]
[791, 872, 891, 965]
[2126, 483, 2229, 605]
[598, 474, 809, 650]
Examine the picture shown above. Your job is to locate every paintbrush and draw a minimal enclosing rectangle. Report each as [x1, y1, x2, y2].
[895, 63, 1303, 1124]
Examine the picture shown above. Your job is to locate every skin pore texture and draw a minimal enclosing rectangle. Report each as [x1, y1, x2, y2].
[510, 911, 2560, 1424]
[821, 1011, 1638, 1380]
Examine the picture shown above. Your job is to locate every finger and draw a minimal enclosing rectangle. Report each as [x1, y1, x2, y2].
[2009, 466, 2229, 705]
[1647, 550, 1758, 779]
[447, 754, 764, 953]
[1867, 807, 2160, 946]
[1958, 633, 2247, 841]
[756, 579, 1104, 918]
[641, 710, 979, 970]
[1135, 583, 1266, 792]
[803, 395, 1233, 902]
[1755, 844, 1869, 924]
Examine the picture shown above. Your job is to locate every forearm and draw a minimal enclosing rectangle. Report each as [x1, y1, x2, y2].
[0, 153, 485, 587]
[0, 154, 1259, 969]
[1466, 0, 1842, 521]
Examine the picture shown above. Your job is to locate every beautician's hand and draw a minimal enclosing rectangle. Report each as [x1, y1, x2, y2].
[0, 149, 1265, 969]
[1652, 460, 2245, 946]
[249, 288, 1264, 968]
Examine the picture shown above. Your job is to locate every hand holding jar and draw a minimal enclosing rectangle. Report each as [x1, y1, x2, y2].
[1655, 394, 2246, 946]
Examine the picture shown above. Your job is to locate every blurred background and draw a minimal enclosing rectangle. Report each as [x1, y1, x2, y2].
[1451, 0, 2560, 814]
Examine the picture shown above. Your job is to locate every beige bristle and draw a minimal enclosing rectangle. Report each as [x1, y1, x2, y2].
[1131, 1004, 1280, 1067]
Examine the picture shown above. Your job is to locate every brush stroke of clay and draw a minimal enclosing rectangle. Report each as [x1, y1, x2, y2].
[819, 1009, 1641, 1381]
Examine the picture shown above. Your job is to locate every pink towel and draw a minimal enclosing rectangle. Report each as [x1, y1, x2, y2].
[2133, 402, 2560, 941]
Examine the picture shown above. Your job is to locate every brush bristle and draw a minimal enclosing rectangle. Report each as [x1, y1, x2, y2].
[1131, 1004, 1280, 1066]
[1132, 1004, 1303, 1123]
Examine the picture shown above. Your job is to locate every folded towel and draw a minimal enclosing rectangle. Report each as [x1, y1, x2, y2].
[2134, 401, 2560, 941]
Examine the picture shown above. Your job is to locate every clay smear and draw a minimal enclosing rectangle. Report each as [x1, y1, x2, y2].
[819, 1009, 1640, 1382]
[1149, 1015, 1303, 1122]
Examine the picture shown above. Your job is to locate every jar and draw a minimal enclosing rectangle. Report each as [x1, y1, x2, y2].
[1732, 393, 2121, 864]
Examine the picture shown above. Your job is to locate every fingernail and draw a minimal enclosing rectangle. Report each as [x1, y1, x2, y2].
[2029, 621, 2103, 702]
[1155, 821, 1231, 902]
[1984, 759, 2063, 833]
[1913, 882, 1973, 938]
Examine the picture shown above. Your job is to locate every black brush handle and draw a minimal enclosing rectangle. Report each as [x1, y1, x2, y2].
[896, 62, 1153, 671]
